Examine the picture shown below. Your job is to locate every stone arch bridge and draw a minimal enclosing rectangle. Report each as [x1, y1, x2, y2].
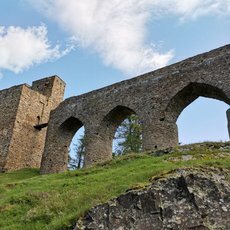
[40, 45, 230, 174]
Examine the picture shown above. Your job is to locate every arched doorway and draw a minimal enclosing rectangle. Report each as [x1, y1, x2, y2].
[40, 116, 84, 174]
[177, 97, 229, 144]
[68, 126, 85, 170]
[101, 105, 142, 157]
[113, 114, 142, 155]
[165, 82, 230, 145]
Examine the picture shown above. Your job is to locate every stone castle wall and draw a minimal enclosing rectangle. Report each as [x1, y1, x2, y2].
[0, 76, 65, 172]
[0, 86, 22, 171]
[40, 44, 230, 174]
[1, 45, 230, 174]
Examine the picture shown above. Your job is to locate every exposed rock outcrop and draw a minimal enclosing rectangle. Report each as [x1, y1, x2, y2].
[76, 167, 230, 230]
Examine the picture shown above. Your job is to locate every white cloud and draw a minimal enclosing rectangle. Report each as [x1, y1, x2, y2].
[152, 0, 230, 20]
[29, 0, 230, 75]
[0, 24, 73, 75]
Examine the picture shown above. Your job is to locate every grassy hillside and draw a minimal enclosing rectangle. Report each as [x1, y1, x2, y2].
[0, 142, 230, 230]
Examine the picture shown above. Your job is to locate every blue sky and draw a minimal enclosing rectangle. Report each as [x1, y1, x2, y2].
[0, 0, 230, 144]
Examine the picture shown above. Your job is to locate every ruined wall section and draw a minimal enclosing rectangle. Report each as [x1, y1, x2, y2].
[1, 76, 65, 172]
[0, 86, 22, 171]
[4, 86, 49, 171]
[40, 44, 230, 174]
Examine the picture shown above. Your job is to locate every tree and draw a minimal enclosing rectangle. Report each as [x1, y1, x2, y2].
[68, 135, 85, 170]
[114, 114, 142, 155]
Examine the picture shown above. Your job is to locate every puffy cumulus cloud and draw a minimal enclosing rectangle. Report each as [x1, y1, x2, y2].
[0, 24, 73, 75]
[30, 0, 230, 75]
[29, 0, 173, 75]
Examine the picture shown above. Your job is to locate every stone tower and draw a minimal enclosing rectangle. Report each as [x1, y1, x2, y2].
[0, 76, 65, 172]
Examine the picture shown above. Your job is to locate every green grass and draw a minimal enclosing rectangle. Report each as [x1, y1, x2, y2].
[0, 142, 230, 230]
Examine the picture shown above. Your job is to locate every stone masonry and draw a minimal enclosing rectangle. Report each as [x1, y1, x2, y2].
[0, 45, 229, 174]
[40, 44, 230, 174]
[0, 76, 65, 172]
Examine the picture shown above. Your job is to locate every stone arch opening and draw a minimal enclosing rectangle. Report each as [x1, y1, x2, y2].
[177, 97, 229, 144]
[58, 116, 85, 167]
[165, 82, 230, 144]
[40, 116, 85, 174]
[165, 82, 230, 123]
[59, 117, 83, 141]
[68, 126, 85, 170]
[101, 105, 142, 156]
